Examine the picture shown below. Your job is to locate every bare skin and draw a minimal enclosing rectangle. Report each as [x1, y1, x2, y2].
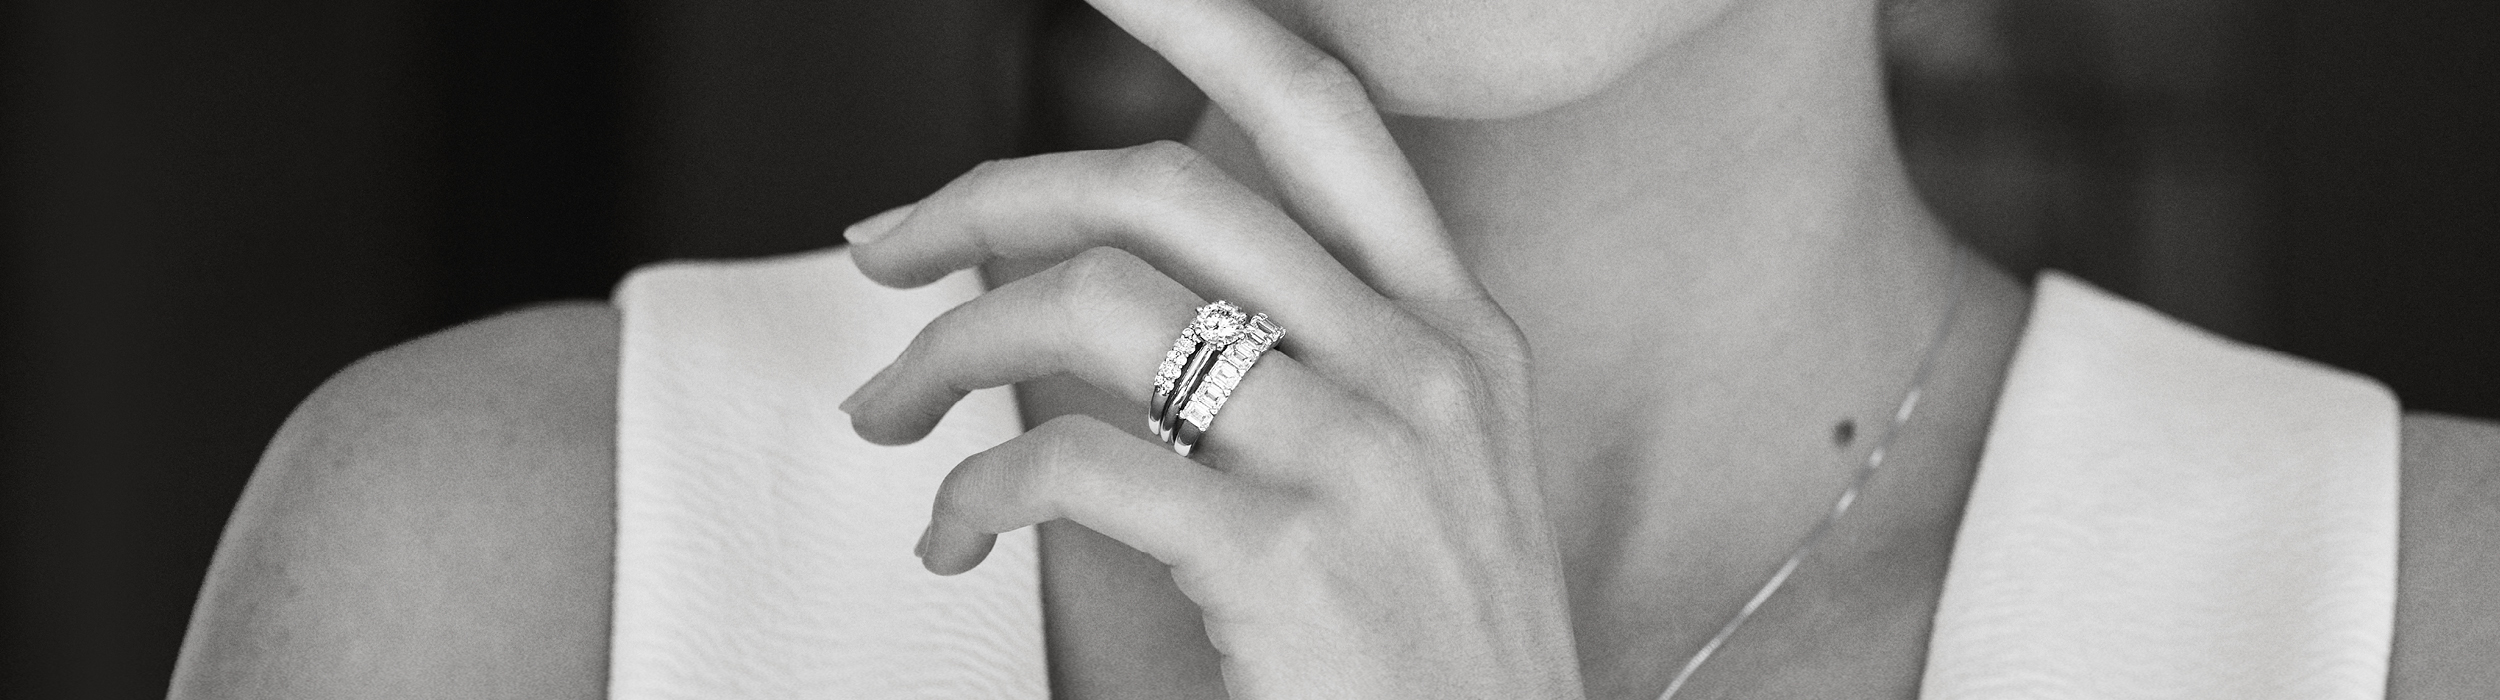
[169, 303, 618, 699]
[171, 0, 2500, 694]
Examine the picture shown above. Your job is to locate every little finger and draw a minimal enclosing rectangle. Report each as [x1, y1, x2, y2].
[920, 414, 1280, 576]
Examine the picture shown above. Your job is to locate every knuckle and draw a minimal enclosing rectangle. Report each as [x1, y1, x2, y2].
[1038, 412, 1119, 439]
[1047, 247, 1153, 310]
[1395, 339, 1485, 421]
[1404, 333, 1476, 376]
[1113, 140, 1215, 195]
[958, 156, 1019, 187]
[932, 457, 990, 523]
[1405, 382, 1480, 430]
[899, 312, 984, 382]
[1027, 416, 1112, 501]
[1279, 51, 1371, 113]
[917, 156, 1025, 244]
[1222, 501, 1318, 569]
[1337, 409, 1421, 462]
[1453, 304, 1534, 367]
[936, 416, 1111, 530]
[911, 306, 971, 360]
[1031, 416, 1089, 468]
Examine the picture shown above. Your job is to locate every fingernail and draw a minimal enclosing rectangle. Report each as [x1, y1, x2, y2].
[844, 203, 916, 246]
[839, 367, 889, 415]
[913, 522, 935, 559]
[838, 383, 866, 414]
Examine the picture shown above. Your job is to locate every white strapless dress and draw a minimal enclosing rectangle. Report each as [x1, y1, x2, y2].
[607, 249, 2397, 699]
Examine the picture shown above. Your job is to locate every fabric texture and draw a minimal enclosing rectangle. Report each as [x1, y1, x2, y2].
[1920, 272, 2398, 700]
[607, 251, 2397, 698]
[610, 248, 1045, 699]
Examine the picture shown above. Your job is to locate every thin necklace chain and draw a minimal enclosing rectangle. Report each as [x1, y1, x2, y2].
[1655, 251, 1970, 700]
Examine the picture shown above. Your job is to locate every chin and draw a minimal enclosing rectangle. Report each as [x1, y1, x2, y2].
[1259, 0, 1744, 120]
[1355, 42, 1629, 120]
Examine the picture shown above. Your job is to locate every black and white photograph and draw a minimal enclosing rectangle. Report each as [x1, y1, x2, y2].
[2, 0, 2495, 697]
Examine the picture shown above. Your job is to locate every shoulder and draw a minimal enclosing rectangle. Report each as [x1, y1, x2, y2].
[170, 302, 619, 699]
[2392, 411, 2500, 698]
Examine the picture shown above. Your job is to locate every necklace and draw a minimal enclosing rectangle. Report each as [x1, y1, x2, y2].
[1655, 251, 1970, 700]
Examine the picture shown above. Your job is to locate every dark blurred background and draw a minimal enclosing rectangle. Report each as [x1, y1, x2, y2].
[1, 0, 2491, 696]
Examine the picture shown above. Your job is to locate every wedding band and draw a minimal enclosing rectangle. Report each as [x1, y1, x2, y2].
[1170, 312, 1282, 457]
[1157, 341, 1222, 441]
[1150, 301, 1249, 441]
[1149, 335, 1205, 439]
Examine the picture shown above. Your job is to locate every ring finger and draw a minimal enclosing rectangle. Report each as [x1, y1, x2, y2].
[841, 247, 1375, 469]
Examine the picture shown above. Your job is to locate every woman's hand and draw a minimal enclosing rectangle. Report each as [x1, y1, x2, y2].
[838, 0, 1583, 696]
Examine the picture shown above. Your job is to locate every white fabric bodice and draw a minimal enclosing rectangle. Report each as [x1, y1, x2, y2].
[609, 248, 2396, 699]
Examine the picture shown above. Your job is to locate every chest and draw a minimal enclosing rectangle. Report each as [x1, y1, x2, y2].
[1015, 370, 1971, 699]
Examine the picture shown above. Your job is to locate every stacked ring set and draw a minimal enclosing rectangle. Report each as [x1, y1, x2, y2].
[1149, 301, 1286, 456]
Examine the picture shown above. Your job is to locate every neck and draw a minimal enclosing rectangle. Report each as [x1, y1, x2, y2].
[1394, 0, 1946, 315]
[1185, 2, 2016, 694]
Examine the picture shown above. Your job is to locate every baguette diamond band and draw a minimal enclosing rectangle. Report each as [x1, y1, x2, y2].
[1170, 313, 1281, 456]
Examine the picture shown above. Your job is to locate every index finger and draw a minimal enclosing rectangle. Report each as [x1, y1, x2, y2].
[1089, 0, 1481, 303]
